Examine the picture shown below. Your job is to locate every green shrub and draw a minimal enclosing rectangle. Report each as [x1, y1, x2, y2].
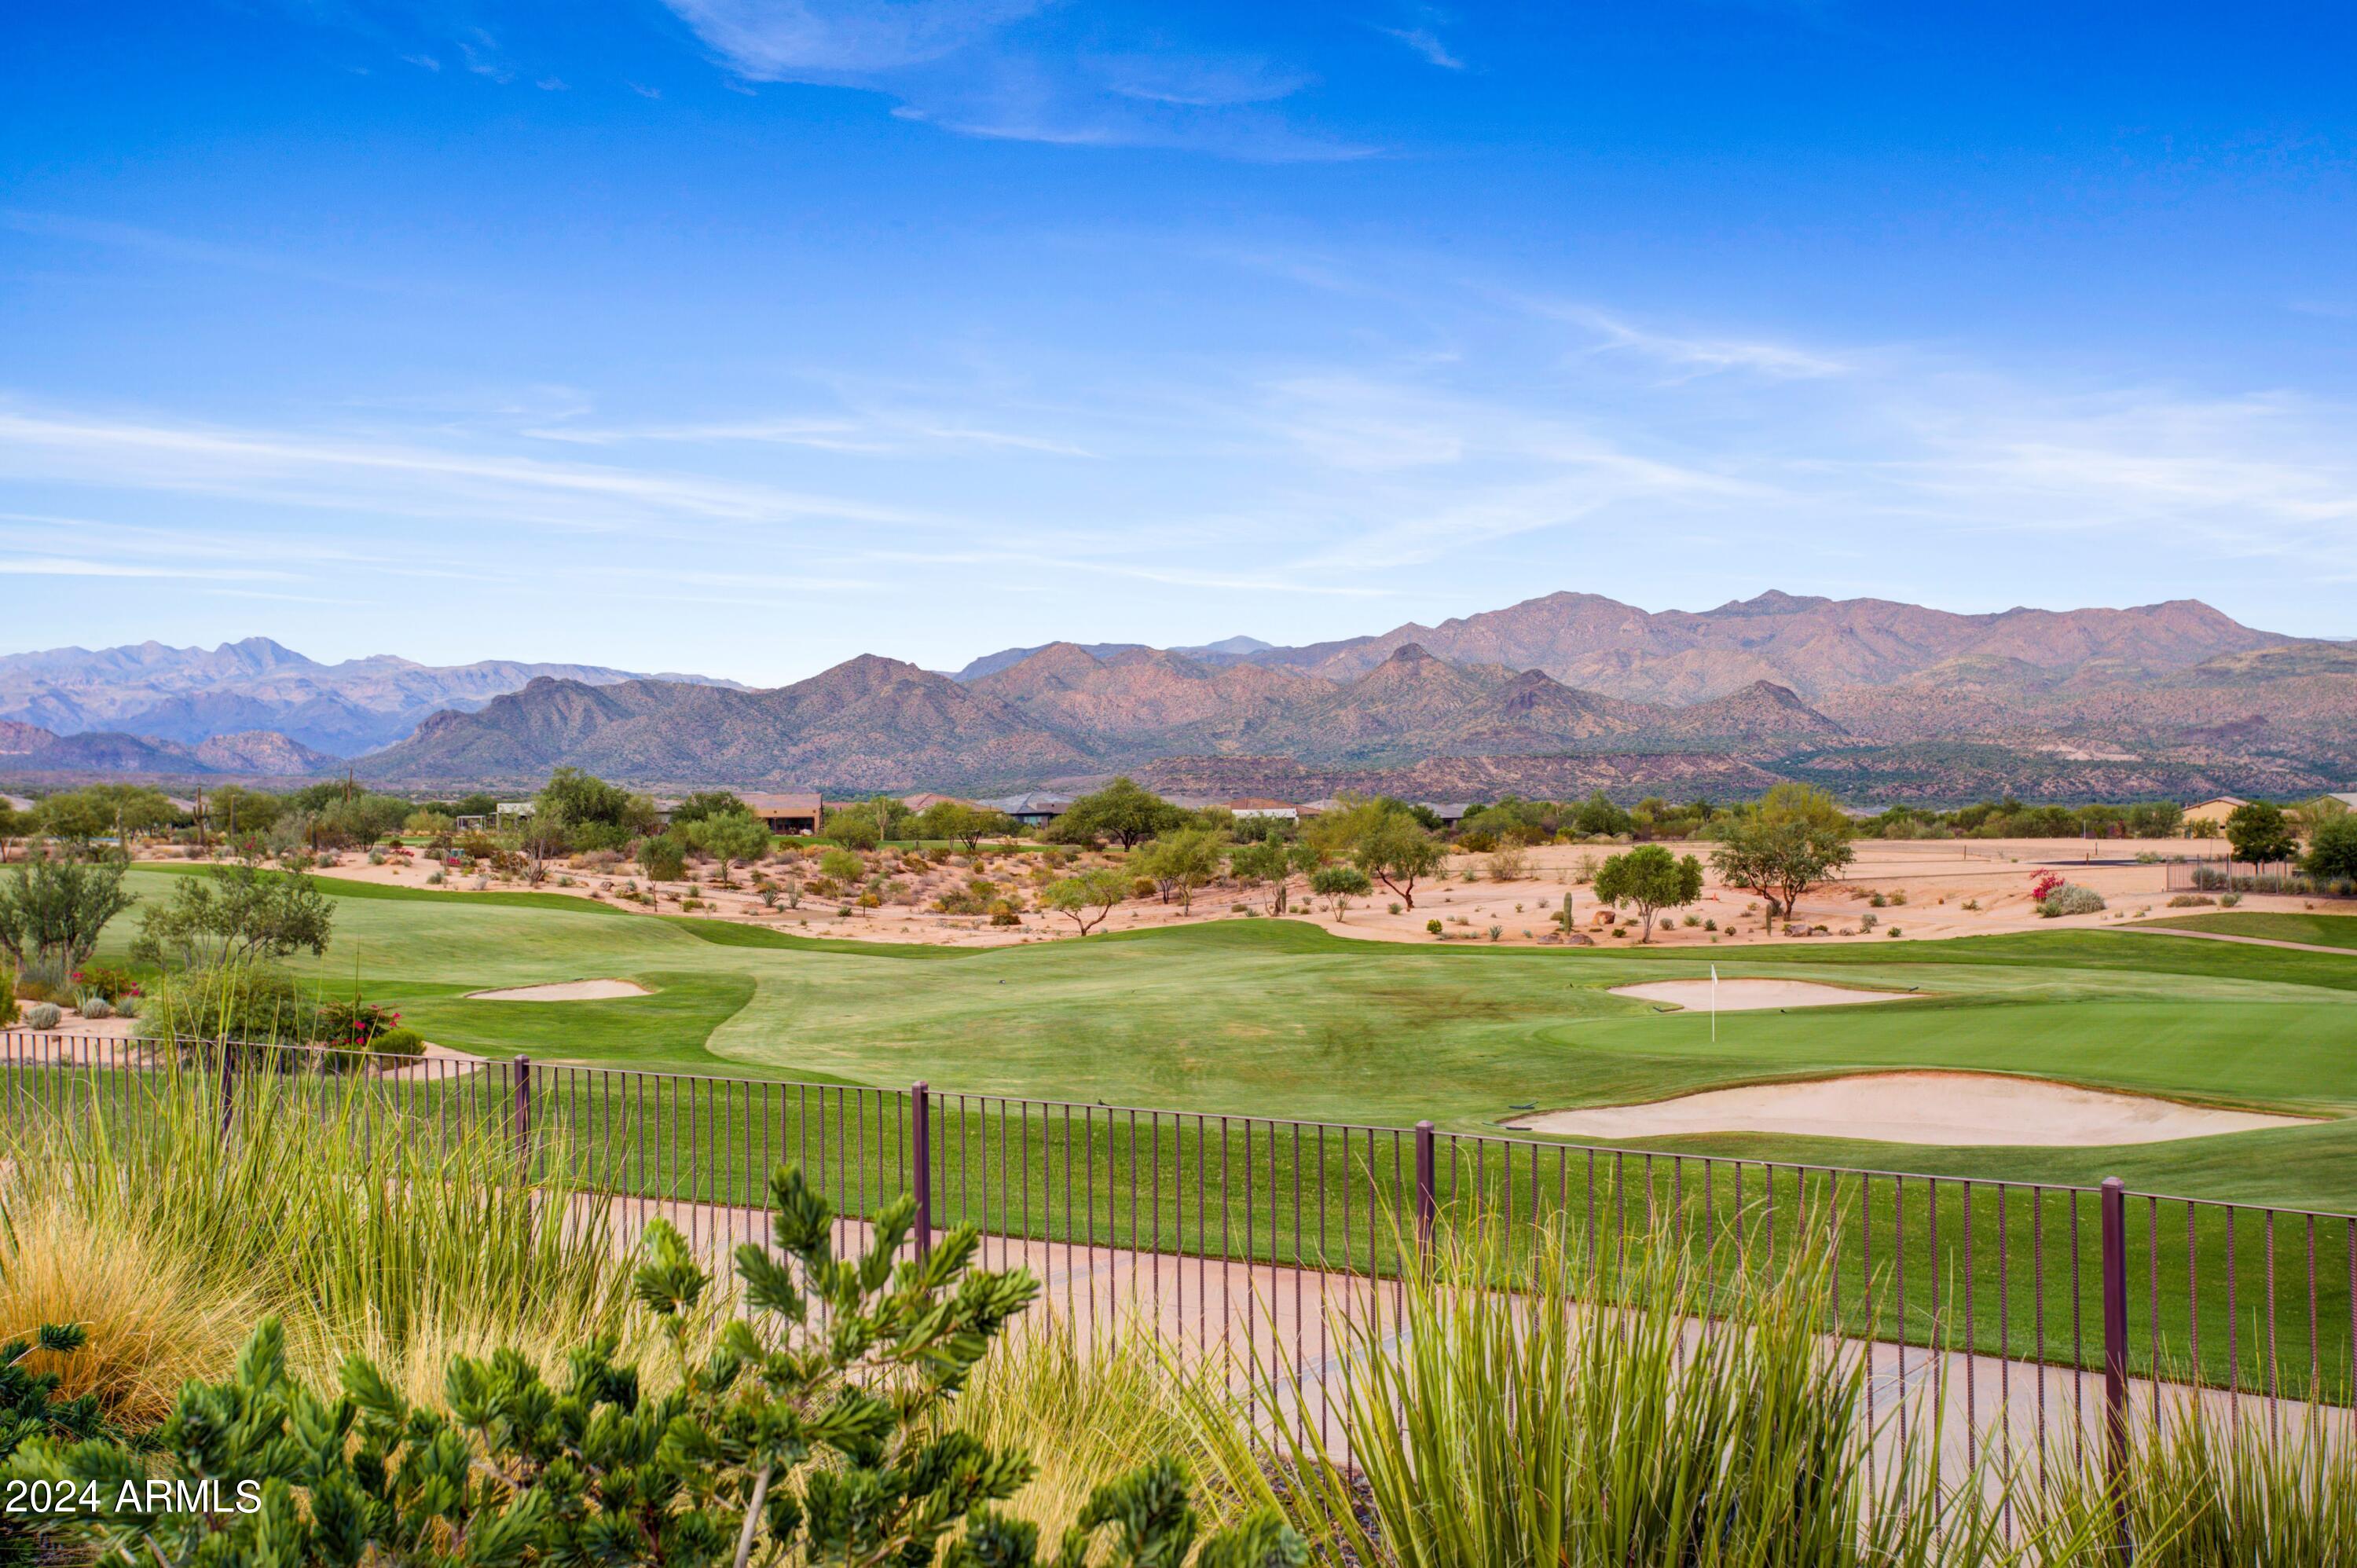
[22, 1002, 60, 1031]
[0, 966, 13, 1028]
[1426, 918, 1442, 935]
[11, 1169, 1302, 1568]
[2038, 883, 2106, 918]
[136, 963, 321, 1047]
[74, 997, 112, 1020]
[371, 1025, 426, 1057]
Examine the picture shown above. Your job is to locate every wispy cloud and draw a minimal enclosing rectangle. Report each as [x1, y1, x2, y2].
[1376, 27, 1463, 69]
[659, 0, 1368, 160]
[1550, 306, 1853, 380]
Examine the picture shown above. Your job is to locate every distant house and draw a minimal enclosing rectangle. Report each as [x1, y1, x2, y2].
[1418, 802, 1471, 827]
[898, 793, 969, 814]
[2327, 792, 2357, 811]
[979, 791, 1071, 828]
[495, 800, 534, 823]
[737, 792, 823, 836]
[1226, 798, 1298, 822]
[2182, 795, 2248, 833]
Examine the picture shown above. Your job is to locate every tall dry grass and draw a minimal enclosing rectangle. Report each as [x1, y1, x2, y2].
[0, 1063, 643, 1412]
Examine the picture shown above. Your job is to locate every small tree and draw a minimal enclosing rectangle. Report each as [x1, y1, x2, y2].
[130, 863, 335, 969]
[1353, 815, 1440, 910]
[1310, 864, 1372, 920]
[2226, 800, 2297, 866]
[685, 811, 775, 888]
[2304, 817, 2357, 881]
[1592, 846, 1703, 943]
[1710, 798, 1853, 921]
[637, 833, 687, 884]
[669, 790, 750, 826]
[1046, 867, 1128, 935]
[1052, 779, 1186, 850]
[916, 801, 1014, 851]
[819, 846, 867, 885]
[1230, 839, 1315, 914]
[0, 855, 134, 970]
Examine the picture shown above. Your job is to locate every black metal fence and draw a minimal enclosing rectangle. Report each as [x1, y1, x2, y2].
[2163, 858, 2355, 898]
[5, 1030, 2349, 1490]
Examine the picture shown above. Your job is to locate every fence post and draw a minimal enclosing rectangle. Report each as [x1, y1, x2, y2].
[2100, 1176, 2130, 1555]
[512, 1055, 533, 1172]
[911, 1081, 932, 1261]
[1414, 1120, 1436, 1259]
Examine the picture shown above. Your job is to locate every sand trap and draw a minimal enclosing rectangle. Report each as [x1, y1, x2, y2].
[464, 979, 651, 1002]
[1508, 1072, 2319, 1147]
[1611, 979, 1924, 1010]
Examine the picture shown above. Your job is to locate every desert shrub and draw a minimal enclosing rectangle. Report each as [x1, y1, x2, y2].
[1860, 912, 1878, 931]
[2038, 883, 2106, 918]
[22, 1002, 60, 1031]
[423, 869, 444, 885]
[0, 966, 13, 1028]
[2220, 892, 2242, 907]
[370, 1025, 424, 1057]
[1486, 844, 1529, 881]
[1889, 888, 1908, 905]
[1426, 918, 1443, 935]
[74, 998, 112, 1020]
[1387, 902, 1402, 915]
[2167, 894, 2216, 908]
[989, 903, 1021, 926]
[136, 962, 321, 1047]
[1887, 927, 1902, 936]
[71, 963, 137, 1002]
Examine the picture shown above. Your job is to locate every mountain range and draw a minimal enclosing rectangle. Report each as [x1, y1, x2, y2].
[5, 595, 2351, 802]
[0, 636, 739, 757]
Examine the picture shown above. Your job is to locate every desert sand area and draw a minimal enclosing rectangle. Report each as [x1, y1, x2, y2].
[183, 833, 2344, 954]
[464, 979, 653, 1001]
[1607, 978, 1926, 1009]
[1508, 1071, 2324, 1148]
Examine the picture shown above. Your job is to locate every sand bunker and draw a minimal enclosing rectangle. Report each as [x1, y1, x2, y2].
[1611, 979, 1923, 1010]
[464, 979, 651, 1002]
[1508, 1072, 2319, 1147]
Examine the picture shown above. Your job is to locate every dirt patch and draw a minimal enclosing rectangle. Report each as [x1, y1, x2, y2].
[1508, 1071, 2320, 1147]
[1609, 979, 1924, 1010]
[464, 979, 652, 1002]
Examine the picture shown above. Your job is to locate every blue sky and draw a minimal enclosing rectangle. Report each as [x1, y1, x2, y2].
[4, 2, 2354, 683]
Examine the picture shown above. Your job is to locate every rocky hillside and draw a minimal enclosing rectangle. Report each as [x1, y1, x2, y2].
[0, 636, 739, 756]
[20, 592, 2349, 800]
[0, 725, 339, 778]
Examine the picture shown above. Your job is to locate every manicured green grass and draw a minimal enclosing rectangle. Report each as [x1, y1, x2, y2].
[134, 860, 636, 914]
[93, 870, 2357, 1211]
[2135, 911, 2357, 951]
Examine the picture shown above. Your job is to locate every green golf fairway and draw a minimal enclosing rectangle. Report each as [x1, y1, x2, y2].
[97, 868, 2357, 1209]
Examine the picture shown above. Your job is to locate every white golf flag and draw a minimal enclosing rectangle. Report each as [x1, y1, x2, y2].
[1710, 965, 1718, 1042]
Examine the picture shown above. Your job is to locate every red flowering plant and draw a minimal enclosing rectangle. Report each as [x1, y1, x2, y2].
[2029, 870, 2066, 903]
[69, 965, 141, 1002]
[315, 998, 402, 1051]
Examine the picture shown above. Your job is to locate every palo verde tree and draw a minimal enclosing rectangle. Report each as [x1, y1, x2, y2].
[1048, 779, 1186, 850]
[0, 853, 134, 972]
[1709, 784, 1855, 921]
[1228, 837, 1317, 914]
[129, 863, 335, 970]
[1351, 811, 1440, 911]
[915, 800, 1016, 852]
[1132, 828, 1226, 914]
[684, 811, 775, 888]
[1592, 845, 1703, 943]
[1046, 866, 1128, 934]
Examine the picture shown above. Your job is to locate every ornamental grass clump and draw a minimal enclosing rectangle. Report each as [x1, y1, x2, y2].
[0, 1062, 635, 1405]
[1214, 1212, 2116, 1568]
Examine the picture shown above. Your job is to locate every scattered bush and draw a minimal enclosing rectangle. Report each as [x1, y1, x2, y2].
[2038, 883, 2106, 918]
[23, 1002, 60, 1031]
[1387, 902, 1403, 915]
[1860, 912, 1878, 931]
[2220, 892, 2242, 907]
[75, 998, 112, 1020]
[1426, 918, 1443, 936]
[2167, 894, 2217, 908]
[1887, 928, 1902, 937]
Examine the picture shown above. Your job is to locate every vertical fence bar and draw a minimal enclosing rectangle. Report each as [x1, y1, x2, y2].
[2100, 1177, 2129, 1555]
[511, 1055, 533, 1170]
[911, 1081, 932, 1261]
[1413, 1119, 1435, 1258]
